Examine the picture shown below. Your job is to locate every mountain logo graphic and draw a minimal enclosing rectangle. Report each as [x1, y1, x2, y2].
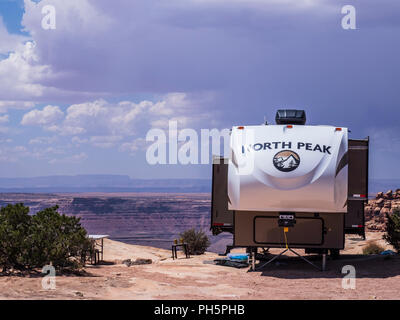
[273, 150, 300, 172]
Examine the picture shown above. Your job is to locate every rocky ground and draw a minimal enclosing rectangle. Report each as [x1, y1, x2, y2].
[0, 191, 399, 300]
[365, 189, 400, 232]
[0, 232, 398, 300]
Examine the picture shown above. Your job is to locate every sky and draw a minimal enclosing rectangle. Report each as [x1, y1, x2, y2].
[0, 0, 399, 179]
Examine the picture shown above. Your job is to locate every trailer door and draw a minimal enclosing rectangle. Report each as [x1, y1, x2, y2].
[346, 138, 369, 238]
[211, 156, 233, 235]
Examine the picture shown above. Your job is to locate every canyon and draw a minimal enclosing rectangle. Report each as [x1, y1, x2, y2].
[0, 189, 399, 253]
[0, 192, 231, 253]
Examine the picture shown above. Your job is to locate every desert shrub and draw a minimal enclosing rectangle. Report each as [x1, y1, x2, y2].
[0, 204, 92, 272]
[179, 228, 210, 255]
[29, 206, 92, 270]
[383, 209, 400, 253]
[0, 204, 32, 271]
[362, 241, 385, 255]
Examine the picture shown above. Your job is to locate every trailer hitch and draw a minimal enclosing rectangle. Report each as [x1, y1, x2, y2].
[250, 227, 327, 272]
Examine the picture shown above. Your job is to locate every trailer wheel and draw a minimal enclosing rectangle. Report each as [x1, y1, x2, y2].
[329, 249, 340, 259]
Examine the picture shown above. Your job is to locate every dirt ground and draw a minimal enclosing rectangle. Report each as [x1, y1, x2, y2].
[1, 232, 399, 300]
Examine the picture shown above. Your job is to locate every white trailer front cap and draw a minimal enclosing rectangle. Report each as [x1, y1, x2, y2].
[228, 125, 348, 213]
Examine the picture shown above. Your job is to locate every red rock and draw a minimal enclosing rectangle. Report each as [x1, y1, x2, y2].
[392, 202, 400, 212]
[364, 206, 373, 219]
[384, 190, 393, 200]
[376, 192, 383, 199]
[380, 207, 391, 217]
[384, 201, 392, 208]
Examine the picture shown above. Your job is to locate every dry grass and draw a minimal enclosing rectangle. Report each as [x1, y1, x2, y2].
[362, 241, 385, 255]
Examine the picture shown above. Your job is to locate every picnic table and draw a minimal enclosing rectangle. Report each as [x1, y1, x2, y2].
[88, 235, 109, 264]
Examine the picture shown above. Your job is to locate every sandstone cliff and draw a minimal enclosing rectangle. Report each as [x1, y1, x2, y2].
[365, 189, 400, 231]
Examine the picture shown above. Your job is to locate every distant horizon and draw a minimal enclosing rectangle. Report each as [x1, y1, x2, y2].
[0, 174, 397, 194]
[0, 174, 211, 180]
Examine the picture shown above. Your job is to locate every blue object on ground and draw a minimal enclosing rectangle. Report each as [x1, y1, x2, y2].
[380, 250, 395, 255]
[227, 253, 249, 261]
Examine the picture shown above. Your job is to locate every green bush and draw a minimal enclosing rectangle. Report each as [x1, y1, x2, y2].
[362, 241, 385, 255]
[179, 228, 210, 255]
[29, 206, 92, 270]
[383, 209, 400, 253]
[0, 204, 32, 271]
[0, 204, 92, 272]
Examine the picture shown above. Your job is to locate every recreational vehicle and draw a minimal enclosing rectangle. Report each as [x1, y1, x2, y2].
[211, 110, 369, 270]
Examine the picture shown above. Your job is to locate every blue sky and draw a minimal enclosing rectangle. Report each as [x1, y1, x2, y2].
[0, 0, 25, 35]
[0, 0, 399, 179]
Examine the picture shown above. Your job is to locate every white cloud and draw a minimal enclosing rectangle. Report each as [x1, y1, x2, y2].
[176, 0, 331, 12]
[0, 145, 31, 162]
[23, 92, 214, 136]
[0, 0, 393, 108]
[0, 138, 12, 144]
[0, 42, 51, 100]
[71, 136, 88, 145]
[29, 136, 58, 145]
[0, 17, 28, 54]
[62, 99, 110, 135]
[119, 138, 148, 154]
[90, 135, 123, 148]
[42, 146, 66, 155]
[19, 92, 216, 157]
[0, 100, 36, 113]
[14, 0, 339, 98]
[47, 124, 86, 135]
[0, 137, 72, 163]
[48, 152, 88, 164]
[21, 105, 64, 126]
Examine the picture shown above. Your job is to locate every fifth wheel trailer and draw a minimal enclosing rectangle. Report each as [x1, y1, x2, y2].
[211, 110, 369, 269]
